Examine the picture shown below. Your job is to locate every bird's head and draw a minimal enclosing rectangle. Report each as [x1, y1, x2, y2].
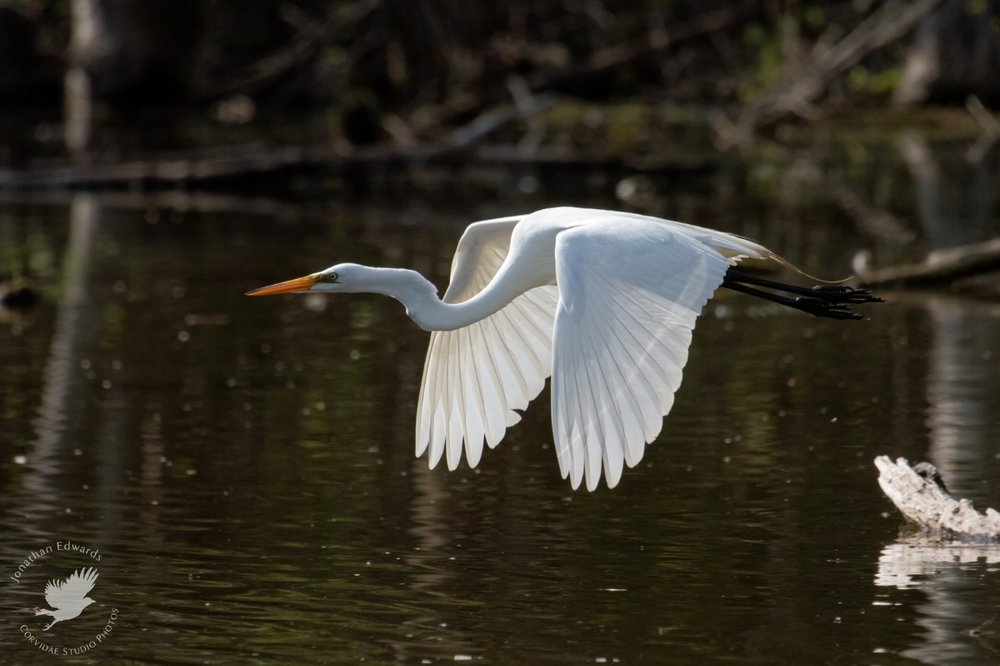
[83, 597, 95, 608]
[246, 263, 372, 296]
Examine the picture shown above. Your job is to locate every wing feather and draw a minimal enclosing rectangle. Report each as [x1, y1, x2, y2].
[552, 218, 731, 490]
[596, 291, 667, 453]
[581, 317, 625, 487]
[417, 216, 559, 469]
[460, 327, 487, 468]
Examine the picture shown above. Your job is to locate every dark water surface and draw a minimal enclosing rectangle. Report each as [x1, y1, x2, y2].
[2, 155, 1000, 664]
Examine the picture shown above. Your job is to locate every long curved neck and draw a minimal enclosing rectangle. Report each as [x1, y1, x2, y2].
[371, 267, 528, 332]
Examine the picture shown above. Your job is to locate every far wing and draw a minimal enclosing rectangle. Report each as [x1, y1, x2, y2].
[440, 216, 523, 304]
[416, 216, 559, 471]
[551, 218, 731, 491]
[45, 568, 98, 609]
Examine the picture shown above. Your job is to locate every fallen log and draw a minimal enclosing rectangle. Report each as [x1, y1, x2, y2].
[857, 237, 1000, 288]
[874, 455, 1000, 540]
[0, 95, 556, 191]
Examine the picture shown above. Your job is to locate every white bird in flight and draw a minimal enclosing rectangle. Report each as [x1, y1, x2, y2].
[248, 207, 878, 490]
[33, 567, 99, 630]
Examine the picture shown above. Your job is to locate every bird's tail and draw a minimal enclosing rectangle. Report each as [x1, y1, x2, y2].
[690, 225, 854, 285]
[726, 243, 855, 285]
[33, 607, 53, 617]
[759, 249, 854, 285]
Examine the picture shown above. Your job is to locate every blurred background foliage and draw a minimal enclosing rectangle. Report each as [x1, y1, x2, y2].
[1, 0, 998, 156]
[0, 0, 998, 271]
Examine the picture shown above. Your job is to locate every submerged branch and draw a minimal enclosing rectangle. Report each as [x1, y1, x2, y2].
[875, 456, 1000, 541]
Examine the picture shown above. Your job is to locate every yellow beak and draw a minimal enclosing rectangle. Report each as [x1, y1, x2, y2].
[245, 274, 317, 296]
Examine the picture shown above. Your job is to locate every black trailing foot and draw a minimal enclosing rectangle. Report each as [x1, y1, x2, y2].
[722, 269, 883, 321]
[803, 284, 883, 305]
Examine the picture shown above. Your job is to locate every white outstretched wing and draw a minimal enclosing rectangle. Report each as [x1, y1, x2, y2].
[44, 567, 98, 609]
[416, 216, 559, 471]
[551, 217, 732, 491]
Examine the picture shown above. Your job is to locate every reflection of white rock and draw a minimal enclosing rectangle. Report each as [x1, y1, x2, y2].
[876, 541, 1000, 589]
[875, 540, 1000, 664]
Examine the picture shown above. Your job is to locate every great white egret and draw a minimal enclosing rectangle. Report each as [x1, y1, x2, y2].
[248, 207, 878, 491]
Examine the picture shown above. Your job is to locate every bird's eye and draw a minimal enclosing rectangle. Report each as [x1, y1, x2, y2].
[327, 272, 339, 283]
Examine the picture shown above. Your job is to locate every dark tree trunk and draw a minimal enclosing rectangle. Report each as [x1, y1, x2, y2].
[895, 0, 1000, 105]
[68, 0, 201, 101]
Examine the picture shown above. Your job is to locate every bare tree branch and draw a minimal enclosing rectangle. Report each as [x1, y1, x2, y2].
[722, 0, 945, 143]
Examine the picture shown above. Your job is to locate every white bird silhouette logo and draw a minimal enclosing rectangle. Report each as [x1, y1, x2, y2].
[33, 567, 99, 630]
